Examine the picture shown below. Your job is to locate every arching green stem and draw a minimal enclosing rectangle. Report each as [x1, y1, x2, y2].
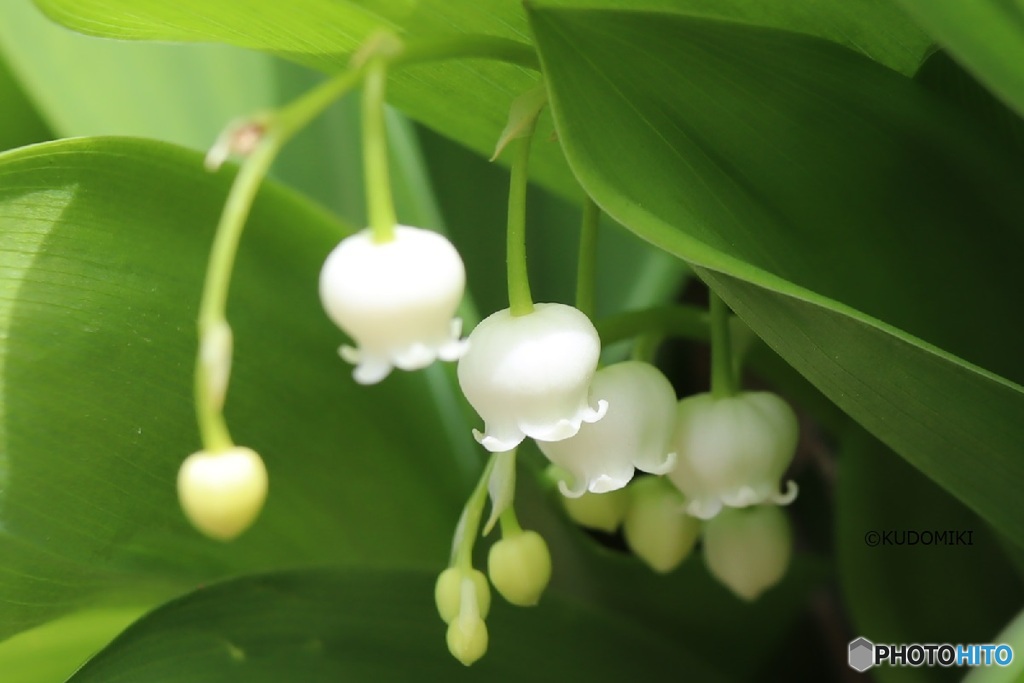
[576, 196, 600, 318]
[506, 117, 538, 316]
[362, 58, 397, 243]
[498, 505, 523, 537]
[452, 454, 499, 570]
[194, 68, 365, 451]
[709, 289, 738, 397]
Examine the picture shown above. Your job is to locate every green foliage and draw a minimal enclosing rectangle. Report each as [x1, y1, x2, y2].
[0, 0, 1022, 680]
[529, 6, 1024, 545]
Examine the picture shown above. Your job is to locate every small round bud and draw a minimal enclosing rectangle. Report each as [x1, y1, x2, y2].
[703, 505, 792, 601]
[446, 612, 488, 666]
[434, 567, 491, 624]
[458, 303, 607, 452]
[487, 530, 552, 606]
[561, 488, 629, 533]
[177, 446, 268, 541]
[623, 477, 700, 573]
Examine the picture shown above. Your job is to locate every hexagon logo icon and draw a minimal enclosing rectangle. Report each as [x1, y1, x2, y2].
[849, 637, 875, 672]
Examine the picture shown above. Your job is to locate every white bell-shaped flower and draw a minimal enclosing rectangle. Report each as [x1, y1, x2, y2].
[703, 505, 792, 601]
[538, 361, 676, 497]
[319, 225, 467, 385]
[457, 303, 607, 452]
[667, 391, 798, 519]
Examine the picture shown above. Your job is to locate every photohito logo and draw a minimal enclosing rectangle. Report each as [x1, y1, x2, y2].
[848, 637, 1014, 672]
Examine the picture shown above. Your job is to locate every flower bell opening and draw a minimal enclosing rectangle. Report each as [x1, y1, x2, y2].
[319, 225, 468, 384]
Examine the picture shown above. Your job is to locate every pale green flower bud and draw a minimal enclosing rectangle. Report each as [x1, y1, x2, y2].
[434, 567, 491, 624]
[446, 611, 488, 667]
[561, 488, 629, 533]
[487, 530, 552, 606]
[538, 361, 677, 497]
[319, 226, 468, 385]
[177, 446, 268, 541]
[667, 391, 799, 519]
[457, 303, 607, 452]
[623, 476, 700, 573]
[703, 505, 792, 601]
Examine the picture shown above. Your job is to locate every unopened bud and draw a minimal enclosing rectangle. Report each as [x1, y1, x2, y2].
[703, 505, 792, 601]
[177, 446, 268, 541]
[487, 530, 552, 606]
[434, 567, 490, 624]
[561, 488, 629, 533]
[446, 611, 488, 666]
[623, 476, 699, 573]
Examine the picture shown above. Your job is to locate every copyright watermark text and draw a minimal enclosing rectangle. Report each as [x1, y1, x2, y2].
[863, 529, 973, 548]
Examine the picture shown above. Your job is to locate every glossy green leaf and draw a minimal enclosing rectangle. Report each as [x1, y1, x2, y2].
[895, 0, 1024, 118]
[535, 0, 931, 75]
[0, 137, 478, 640]
[32, 0, 573, 198]
[837, 428, 1022, 683]
[68, 568, 727, 682]
[32, 0, 930, 201]
[529, 8, 1024, 544]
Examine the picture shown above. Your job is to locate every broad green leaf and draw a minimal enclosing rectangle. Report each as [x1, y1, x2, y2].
[535, 0, 931, 75]
[528, 8, 1024, 544]
[895, 0, 1024, 118]
[68, 568, 727, 682]
[31, 0, 929, 203]
[0, 607, 144, 683]
[32, 0, 574, 198]
[837, 428, 1023, 683]
[0, 137, 477, 640]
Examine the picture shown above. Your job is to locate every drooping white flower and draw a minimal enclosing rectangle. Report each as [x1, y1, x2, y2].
[457, 303, 607, 452]
[319, 225, 467, 384]
[667, 391, 798, 520]
[538, 361, 677, 497]
[703, 505, 792, 601]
